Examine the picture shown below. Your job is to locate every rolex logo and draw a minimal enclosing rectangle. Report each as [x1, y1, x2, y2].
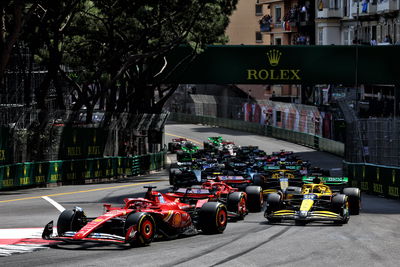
[267, 49, 282, 66]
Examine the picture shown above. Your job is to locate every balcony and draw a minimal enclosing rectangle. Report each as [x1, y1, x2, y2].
[377, 0, 397, 13]
[317, 8, 343, 18]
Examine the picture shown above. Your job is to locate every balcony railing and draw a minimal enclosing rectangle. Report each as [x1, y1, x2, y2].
[317, 8, 343, 18]
[377, 0, 397, 13]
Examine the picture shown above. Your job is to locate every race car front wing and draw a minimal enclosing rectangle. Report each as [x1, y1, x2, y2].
[265, 209, 346, 222]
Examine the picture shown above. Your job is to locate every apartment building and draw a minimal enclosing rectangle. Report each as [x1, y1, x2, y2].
[258, 0, 315, 45]
[225, 0, 271, 44]
[316, 0, 400, 45]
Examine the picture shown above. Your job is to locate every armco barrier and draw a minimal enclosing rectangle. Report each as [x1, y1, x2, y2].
[0, 151, 166, 190]
[169, 112, 344, 157]
[344, 161, 400, 199]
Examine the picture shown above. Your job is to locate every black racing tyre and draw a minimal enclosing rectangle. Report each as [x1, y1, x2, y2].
[332, 194, 349, 224]
[227, 192, 247, 219]
[245, 186, 263, 212]
[169, 167, 179, 185]
[343, 187, 361, 215]
[57, 209, 86, 236]
[199, 202, 228, 234]
[265, 193, 282, 223]
[253, 174, 264, 187]
[265, 193, 281, 214]
[125, 212, 156, 246]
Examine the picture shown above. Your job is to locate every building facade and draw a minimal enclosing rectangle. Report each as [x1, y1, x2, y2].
[315, 0, 400, 45]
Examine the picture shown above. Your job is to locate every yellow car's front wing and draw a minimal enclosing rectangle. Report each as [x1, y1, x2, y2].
[266, 209, 345, 222]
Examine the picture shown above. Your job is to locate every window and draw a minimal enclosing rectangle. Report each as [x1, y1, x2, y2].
[343, 30, 349, 45]
[275, 38, 282, 45]
[318, 27, 324, 45]
[275, 6, 281, 23]
[255, 4, 263, 16]
[256, 31, 263, 43]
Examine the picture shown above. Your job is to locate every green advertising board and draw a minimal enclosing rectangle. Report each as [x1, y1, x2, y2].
[161, 45, 400, 84]
[0, 127, 12, 165]
[60, 128, 106, 160]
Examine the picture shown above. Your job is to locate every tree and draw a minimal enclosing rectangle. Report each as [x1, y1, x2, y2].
[61, 0, 238, 124]
[0, 1, 38, 89]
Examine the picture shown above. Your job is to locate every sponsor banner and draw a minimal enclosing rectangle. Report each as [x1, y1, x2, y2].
[0, 127, 12, 165]
[60, 128, 106, 160]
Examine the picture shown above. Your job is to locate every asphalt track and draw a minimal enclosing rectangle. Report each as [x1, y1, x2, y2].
[1, 122, 400, 266]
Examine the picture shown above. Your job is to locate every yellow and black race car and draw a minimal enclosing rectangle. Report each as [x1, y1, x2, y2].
[261, 169, 303, 197]
[264, 181, 360, 225]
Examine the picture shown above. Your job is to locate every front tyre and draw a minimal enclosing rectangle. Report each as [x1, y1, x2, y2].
[246, 186, 263, 212]
[332, 194, 349, 225]
[199, 202, 228, 234]
[57, 208, 86, 236]
[125, 212, 156, 246]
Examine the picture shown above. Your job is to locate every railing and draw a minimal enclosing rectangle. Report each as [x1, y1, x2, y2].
[0, 151, 166, 190]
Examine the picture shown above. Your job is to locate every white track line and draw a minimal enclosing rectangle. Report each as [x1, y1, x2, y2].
[41, 196, 65, 212]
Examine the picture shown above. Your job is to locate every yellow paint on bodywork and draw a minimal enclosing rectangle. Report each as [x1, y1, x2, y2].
[300, 199, 314, 211]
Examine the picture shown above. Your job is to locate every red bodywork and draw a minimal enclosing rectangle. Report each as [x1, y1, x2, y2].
[167, 180, 248, 217]
[43, 190, 205, 244]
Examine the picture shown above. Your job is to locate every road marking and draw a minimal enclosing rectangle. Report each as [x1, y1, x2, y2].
[0, 228, 57, 257]
[165, 133, 202, 145]
[42, 196, 65, 212]
[0, 181, 157, 204]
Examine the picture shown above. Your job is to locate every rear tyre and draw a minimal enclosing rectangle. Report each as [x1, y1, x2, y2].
[125, 212, 156, 246]
[57, 209, 86, 236]
[332, 194, 349, 225]
[199, 202, 227, 234]
[227, 192, 247, 219]
[264, 193, 282, 223]
[343, 187, 361, 215]
[246, 186, 263, 212]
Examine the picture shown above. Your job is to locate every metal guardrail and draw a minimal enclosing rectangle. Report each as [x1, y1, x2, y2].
[169, 112, 344, 157]
[0, 151, 166, 190]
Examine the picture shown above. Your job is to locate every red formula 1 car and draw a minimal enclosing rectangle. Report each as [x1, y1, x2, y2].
[207, 175, 264, 212]
[167, 180, 248, 219]
[42, 186, 227, 246]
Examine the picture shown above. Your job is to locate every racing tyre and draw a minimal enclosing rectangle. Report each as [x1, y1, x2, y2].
[57, 208, 86, 236]
[227, 192, 247, 219]
[199, 202, 228, 234]
[332, 194, 349, 225]
[343, 187, 361, 215]
[264, 193, 282, 223]
[125, 212, 156, 246]
[246, 186, 263, 212]
[253, 174, 264, 187]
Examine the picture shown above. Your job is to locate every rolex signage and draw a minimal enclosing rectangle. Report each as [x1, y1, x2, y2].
[246, 49, 301, 81]
[162, 45, 400, 84]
